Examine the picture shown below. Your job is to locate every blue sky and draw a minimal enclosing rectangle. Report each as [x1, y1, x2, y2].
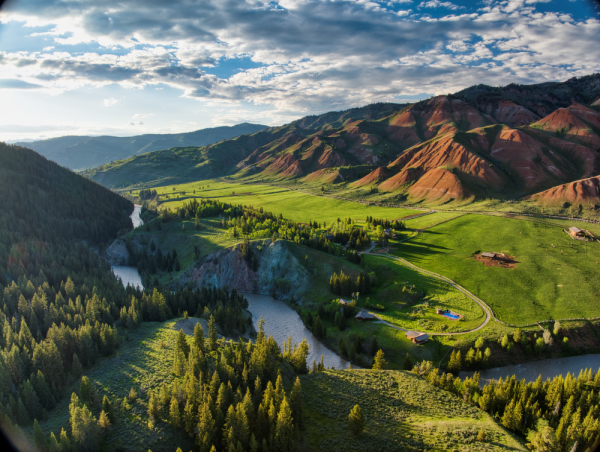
[0, 0, 598, 141]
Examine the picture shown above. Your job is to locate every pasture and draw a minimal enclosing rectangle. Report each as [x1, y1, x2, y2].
[393, 214, 600, 325]
[128, 181, 424, 224]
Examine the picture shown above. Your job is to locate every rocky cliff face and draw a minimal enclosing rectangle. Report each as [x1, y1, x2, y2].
[181, 240, 311, 302]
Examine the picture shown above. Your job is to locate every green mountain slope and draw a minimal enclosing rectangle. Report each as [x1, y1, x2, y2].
[15, 122, 267, 171]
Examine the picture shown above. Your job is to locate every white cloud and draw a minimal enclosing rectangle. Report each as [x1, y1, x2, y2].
[103, 97, 120, 107]
[419, 0, 465, 10]
[132, 113, 155, 119]
[0, 0, 597, 127]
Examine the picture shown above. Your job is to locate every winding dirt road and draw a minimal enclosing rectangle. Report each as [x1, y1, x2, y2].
[364, 241, 495, 336]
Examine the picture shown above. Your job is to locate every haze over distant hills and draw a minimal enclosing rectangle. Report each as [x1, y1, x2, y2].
[82, 74, 600, 207]
[13, 123, 268, 171]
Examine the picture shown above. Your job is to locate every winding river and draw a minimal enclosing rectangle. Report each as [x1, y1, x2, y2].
[244, 293, 350, 370]
[111, 205, 349, 369]
[112, 204, 144, 290]
[460, 354, 600, 385]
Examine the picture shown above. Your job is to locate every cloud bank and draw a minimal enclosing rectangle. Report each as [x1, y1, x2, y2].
[0, 0, 598, 119]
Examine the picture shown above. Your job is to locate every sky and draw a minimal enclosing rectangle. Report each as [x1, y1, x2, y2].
[0, 0, 599, 142]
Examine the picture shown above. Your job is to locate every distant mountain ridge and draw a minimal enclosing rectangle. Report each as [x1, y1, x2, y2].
[13, 123, 268, 170]
[83, 74, 600, 206]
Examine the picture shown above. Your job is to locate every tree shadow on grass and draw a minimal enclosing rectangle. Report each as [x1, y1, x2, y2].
[392, 240, 450, 261]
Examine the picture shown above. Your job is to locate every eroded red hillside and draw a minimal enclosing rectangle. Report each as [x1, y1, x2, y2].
[408, 168, 472, 202]
[525, 176, 600, 204]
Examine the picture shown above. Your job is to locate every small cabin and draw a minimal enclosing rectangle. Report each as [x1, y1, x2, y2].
[568, 226, 584, 238]
[355, 311, 375, 321]
[339, 299, 347, 306]
[325, 234, 335, 240]
[384, 228, 393, 236]
[405, 331, 429, 344]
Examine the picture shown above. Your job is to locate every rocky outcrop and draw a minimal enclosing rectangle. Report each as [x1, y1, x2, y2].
[104, 238, 130, 266]
[182, 240, 311, 302]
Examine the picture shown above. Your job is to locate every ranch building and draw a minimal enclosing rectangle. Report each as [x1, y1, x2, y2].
[355, 311, 375, 321]
[405, 331, 429, 344]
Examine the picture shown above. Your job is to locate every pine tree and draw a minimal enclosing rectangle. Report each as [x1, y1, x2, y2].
[447, 350, 462, 374]
[209, 315, 218, 351]
[337, 314, 346, 331]
[98, 410, 111, 431]
[147, 393, 159, 420]
[194, 322, 206, 354]
[59, 428, 70, 451]
[169, 396, 181, 428]
[33, 418, 46, 452]
[184, 401, 195, 436]
[289, 377, 303, 430]
[313, 316, 323, 339]
[176, 329, 191, 359]
[339, 337, 348, 359]
[197, 401, 216, 452]
[274, 397, 294, 452]
[373, 350, 387, 370]
[348, 404, 364, 435]
[370, 336, 379, 356]
[102, 396, 115, 424]
[402, 353, 413, 371]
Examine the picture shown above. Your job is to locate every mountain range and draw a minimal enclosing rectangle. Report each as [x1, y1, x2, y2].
[82, 74, 600, 205]
[13, 123, 267, 170]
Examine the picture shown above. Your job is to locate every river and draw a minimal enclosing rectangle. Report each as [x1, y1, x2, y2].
[460, 354, 600, 385]
[112, 204, 144, 290]
[111, 206, 349, 369]
[244, 293, 350, 370]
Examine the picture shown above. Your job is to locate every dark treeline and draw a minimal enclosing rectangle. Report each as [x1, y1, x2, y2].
[329, 270, 371, 297]
[414, 362, 600, 451]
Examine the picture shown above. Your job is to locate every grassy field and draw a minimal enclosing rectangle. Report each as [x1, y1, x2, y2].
[364, 255, 486, 334]
[34, 320, 195, 452]
[128, 181, 424, 224]
[403, 212, 465, 230]
[393, 214, 600, 325]
[301, 369, 525, 452]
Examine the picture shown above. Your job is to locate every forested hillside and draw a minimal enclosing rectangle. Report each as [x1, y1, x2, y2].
[0, 143, 250, 450]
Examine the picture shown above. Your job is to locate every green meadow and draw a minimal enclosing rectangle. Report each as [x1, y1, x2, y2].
[364, 255, 486, 334]
[128, 181, 424, 223]
[393, 214, 600, 325]
[301, 370, 525, 452]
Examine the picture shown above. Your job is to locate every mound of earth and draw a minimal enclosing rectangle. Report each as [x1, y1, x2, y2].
[524, 175, 600, 204]
[408, 168, 472, 202]
[474, 254, 518, 268]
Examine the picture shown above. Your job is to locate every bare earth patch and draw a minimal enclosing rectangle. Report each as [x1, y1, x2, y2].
[474, 254, 519, 268]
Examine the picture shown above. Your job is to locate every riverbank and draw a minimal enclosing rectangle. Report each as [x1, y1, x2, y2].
[460, 353, 600, 385]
